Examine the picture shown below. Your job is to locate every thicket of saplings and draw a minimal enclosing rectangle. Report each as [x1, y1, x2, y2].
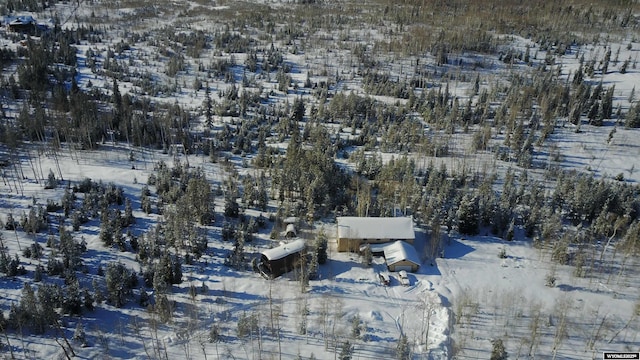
[0, 0, 640, 357]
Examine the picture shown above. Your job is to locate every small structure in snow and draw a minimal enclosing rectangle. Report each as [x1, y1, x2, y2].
[259, 239, 306, 279]
[283, 216, 298, 224]
[398, 270, 410, 286]
[5, 16, 46, 34]
[336, 216, 415, 252]
[384, 240, 421, 272]
[378, 272, 390, 286]
[285, 223, 297, 238]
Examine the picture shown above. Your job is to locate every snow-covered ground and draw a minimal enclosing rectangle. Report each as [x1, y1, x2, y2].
[1, 0, 640, 359]
[1, 146, 638, 359]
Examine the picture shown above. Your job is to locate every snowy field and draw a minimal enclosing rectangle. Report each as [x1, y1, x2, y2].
[1, 143, 638, 359]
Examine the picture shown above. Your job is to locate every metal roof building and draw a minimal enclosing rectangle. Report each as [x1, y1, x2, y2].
[336, 217, 415, 252]
[384, 240, 421, 272]
[259, 239, 306, 278]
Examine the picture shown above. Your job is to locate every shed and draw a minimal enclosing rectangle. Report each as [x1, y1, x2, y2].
[285, 223, 297, 238]
[384, 240, 421, 272]
[6, 16, 40, 34]
[259, 239, 306, 278]
[336, 217, 415, 252]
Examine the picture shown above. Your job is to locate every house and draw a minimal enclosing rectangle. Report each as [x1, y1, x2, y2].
[6, 16, 42, 34]
[384, 240, 421, 272]
[336, 216, 415, 252]
[258, 239, 306, 278]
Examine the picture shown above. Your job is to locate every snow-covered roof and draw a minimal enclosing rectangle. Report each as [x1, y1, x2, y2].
[261, 239, 306, 261]
[384, 241, 421, 266]
[6, 15, 36, 25]
[362, 243, 388, 253]
[285, 223, 297, 236]
[337, 217, 414, 240]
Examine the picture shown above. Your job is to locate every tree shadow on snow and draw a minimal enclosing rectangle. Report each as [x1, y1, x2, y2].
[441, 238, 475, 259]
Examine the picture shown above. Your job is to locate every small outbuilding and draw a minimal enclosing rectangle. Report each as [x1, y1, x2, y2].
[6, 16, 44, 34]
[285, 223, 297, 238]
[259, 239, 306, 278]
[336, 217, 415, 252]
[384, 240, 421, 272]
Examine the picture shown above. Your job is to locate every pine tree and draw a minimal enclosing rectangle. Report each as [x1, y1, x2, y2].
[457, 193, 479, 235]
[601, 86, 614, 120]
[224, 176, 240, 218]
[19, 283, 39, 330]
[83, 288, 94, 311]
[124, 198, 135, 226]
[292, 97, 305, 122]
[112, 77, 123, 128]
[63, 278, 83, 315]
[625, 101, 640, 128]
[105, 262, 134, 307]
[72, 322, 87, 346]
[155, 294, 173, 323]
[316, 229, 328, 264]
[339, 340, 353, 360]
[140, 185, 152, 214]
[395, 334, 410, 360]
[491, 338, 508, 360]
[602, 48, 611, 75]
[204, 82, 213, 128]
[100, 211, 114, 246]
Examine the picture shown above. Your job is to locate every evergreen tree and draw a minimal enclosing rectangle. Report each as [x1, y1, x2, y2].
[99, 211, 114, 246]
[491, 339, 508, 360]
[204, 82, 213, 128]
[83, 288, 95, 311]
[224, 177, 240, 218]
[105, 262, 135, 307]
[625, 101, 640, 128]
[457, 193, 479, 235]
[124, 198, 135, 226]
[292, 97, 305, 122]
[63, 279, 83, 315]
[315, 229, 328, 265]
[601, 86, 614, 120]
[140, 185, 152, 214]
[602, 48, 611, 75]
[155, 294, 173, 323]
[73, 322, 87, 346]
[339, 340, 353, 360]
[396, 333, 411, 360]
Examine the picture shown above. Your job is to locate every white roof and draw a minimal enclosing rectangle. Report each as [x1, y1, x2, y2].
[365, 243, 389, 253]
[261, 239, 306, 261]
[285, 223, 297, 235]
[384, 241, 421, 266]
[337, 217, 414, 240]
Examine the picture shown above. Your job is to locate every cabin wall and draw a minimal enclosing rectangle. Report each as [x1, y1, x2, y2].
[337, 237, 414, 252]
[387, 260, 419, 272]
[263, 252, 303, 278]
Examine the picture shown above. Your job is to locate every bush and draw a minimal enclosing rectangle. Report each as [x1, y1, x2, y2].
[209, 324, 221, 342]
[545, 273, 556, 287]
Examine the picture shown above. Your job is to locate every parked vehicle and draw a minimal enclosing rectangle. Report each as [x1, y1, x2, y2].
[378, 272, 390, 286]
[398, 270, 410, 286]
